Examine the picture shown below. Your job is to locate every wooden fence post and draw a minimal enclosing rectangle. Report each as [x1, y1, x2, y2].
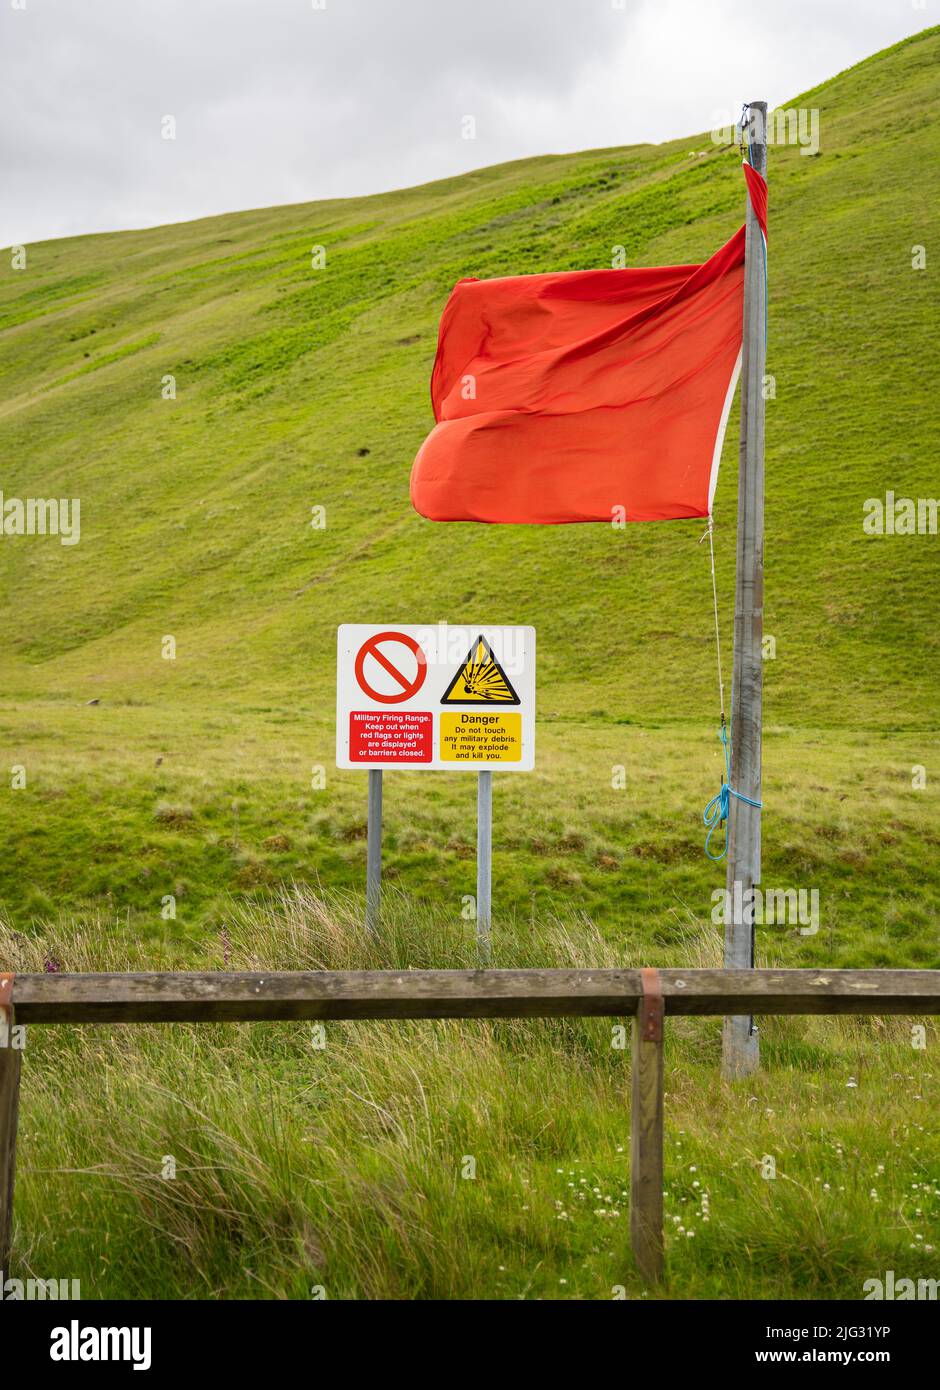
[630, 967, 664, 1283]
[0, 974, 21, 1276]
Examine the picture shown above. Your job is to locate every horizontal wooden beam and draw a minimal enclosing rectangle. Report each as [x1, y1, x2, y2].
[9, 969, 940, 1025]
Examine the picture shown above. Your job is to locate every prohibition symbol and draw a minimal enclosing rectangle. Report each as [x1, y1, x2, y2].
[354, 631, 427, 705]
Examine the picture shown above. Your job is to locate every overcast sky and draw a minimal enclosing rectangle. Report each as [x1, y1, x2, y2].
[1, 0, 929, 248]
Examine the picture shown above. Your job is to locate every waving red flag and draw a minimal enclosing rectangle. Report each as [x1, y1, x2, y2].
[411, 163, 767, 525]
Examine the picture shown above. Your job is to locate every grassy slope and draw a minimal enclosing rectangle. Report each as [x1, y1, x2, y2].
[1, 28, 938, 957]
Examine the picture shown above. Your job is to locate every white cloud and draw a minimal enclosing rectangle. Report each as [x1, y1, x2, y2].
[0, 0, 926, 246]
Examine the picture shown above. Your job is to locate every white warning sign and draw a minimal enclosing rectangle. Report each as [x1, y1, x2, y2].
[336, 624, 535, 771]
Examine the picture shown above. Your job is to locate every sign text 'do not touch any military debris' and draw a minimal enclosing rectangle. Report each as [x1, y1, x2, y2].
[336, 625, 535, 770]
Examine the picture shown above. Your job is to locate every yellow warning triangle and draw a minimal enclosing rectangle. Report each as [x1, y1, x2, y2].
[440, 635, 520, 705]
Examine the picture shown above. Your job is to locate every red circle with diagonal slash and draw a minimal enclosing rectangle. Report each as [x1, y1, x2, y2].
[354, 631, 428, 705]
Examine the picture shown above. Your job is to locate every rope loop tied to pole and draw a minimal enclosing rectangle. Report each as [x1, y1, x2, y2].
[703, 722, 762, 862]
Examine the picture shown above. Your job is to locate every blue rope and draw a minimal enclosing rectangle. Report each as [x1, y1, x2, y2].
[703, 723, 763, 861]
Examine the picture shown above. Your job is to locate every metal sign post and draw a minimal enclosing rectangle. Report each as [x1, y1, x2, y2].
[476, 769, 492, 957]
[366, 767, 382, 934]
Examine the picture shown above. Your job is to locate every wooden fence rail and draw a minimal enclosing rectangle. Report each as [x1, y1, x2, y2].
[2, 968, 938, 1285]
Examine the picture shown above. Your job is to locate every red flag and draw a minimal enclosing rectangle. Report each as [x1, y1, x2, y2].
[411, 163, 766, 525]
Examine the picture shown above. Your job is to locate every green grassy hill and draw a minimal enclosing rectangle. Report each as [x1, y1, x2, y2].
[1, 28, 938, 958]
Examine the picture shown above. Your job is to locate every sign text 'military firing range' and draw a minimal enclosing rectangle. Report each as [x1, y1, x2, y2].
[336, 624, 536, 771]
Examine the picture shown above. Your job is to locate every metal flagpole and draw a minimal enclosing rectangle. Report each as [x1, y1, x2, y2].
[722, 101, 767, 1078]
[366, 768, 382, 933]
[476, 769, 492, 957]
